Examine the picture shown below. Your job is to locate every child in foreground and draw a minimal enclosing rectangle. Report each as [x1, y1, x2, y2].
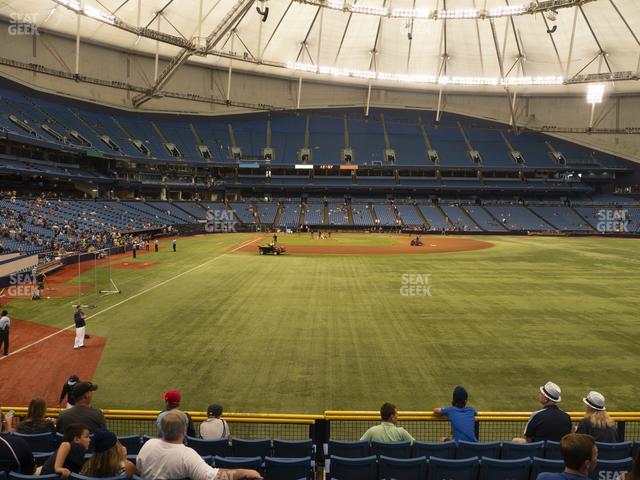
[434, 386, 478, 442]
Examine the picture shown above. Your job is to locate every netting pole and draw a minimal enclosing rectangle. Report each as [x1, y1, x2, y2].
[77, 251, 81, 301]
[94, 251, 98, 296]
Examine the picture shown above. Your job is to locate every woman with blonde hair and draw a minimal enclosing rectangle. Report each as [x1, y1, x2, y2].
[575, 391, 618, 442]
[80, 429, 136, 479]
[16, 397, 55, 434]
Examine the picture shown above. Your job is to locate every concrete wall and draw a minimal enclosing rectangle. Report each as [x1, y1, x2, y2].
[1, 21, 639, 162]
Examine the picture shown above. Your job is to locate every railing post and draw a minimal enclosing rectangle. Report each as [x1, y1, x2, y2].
[474, 419, 480, 440]
[617, 420, 626, 441]
[313, 418, 330, 465]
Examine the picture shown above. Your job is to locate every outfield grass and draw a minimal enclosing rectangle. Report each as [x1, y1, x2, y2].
[9, 233, 640, 413]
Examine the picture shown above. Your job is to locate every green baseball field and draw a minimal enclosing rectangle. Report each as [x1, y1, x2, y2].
[6, 233, 640, 413]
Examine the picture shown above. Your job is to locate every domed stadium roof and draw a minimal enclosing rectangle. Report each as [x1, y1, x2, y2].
[2, 0, 639, 97]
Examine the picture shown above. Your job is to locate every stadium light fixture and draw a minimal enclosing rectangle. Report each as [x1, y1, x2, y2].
[287, 62, 564, 87]
[586, 83, 605, 104]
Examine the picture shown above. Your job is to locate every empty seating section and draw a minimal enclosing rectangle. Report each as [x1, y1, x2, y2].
[465, 128, 514, 167]
[146, 201, 196, 223]
[529, 206, 593, 231]
[418, 206, 450, 230]
[357, 177, 395, 187]
[229, 203, 255, 224]
[309, 116, 344, 164]
[304, 204, 325, 225]
[233, 119, 265, 157]
[348, 118, 386, 165]
[191, 121, 231, 162]
[485, 205, 553, 231]
[395, 205, 425, 227]
[116, 117, 167, 159]
[372, 204, 399, 226]
[351, 204, 375, 226]
[426, 126, 473, 167]
[503, 131, 556, 167]
[440, 206, 481, 231]
[157, 121, 201, 162]
[548, 139, 598, 165]
[462, 206, 507, 231]
[256, 203, 278, 225]
[386, 122, 427, 165]
[574, 207, 640, 232]
[121, 201, 177, 224]
[78, 111, 144, 158]
[173, 202, 209, 220]
[328, 203, 349, 225]
[278, 204, 301, 227]
[270, 116, 305, 164]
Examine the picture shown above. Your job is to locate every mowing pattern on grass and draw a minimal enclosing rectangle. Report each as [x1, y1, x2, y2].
[3, 234, 640, 414]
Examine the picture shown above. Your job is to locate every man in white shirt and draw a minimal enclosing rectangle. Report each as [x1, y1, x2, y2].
[137, 410, 259, 480]
[200, 404, 229, 440]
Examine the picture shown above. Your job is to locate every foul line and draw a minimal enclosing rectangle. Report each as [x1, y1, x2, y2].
[0, 237, 260, 361]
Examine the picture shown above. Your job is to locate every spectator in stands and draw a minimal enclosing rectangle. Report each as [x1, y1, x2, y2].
[81, 429, 136, 479]
[434, 386, 478, 442]
[361, 403, 415, 443]
[56, 382, 107, 433]
[537, 433, 597, 480]
[137, 410, 260, 480]
[624, 449, 640, 480]
[59, 375, 80, 408]
[41, 423, 91, 478]
[0, 310, 9, 356]
[16, 397, 55, 434]
[522, 381, 572, 443]
[575, 391, 618, 442]
[199, 404, 229, 440]
[157, 390, 195, 438]
[0, 428, 35, 474]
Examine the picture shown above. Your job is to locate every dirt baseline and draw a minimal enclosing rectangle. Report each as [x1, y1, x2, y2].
[235, 236, 494, 255]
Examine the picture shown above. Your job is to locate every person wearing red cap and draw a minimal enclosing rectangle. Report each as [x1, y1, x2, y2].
[156, 390, 195, 438]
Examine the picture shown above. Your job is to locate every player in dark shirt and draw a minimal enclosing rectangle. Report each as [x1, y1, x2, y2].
[59, 375, 80, 408]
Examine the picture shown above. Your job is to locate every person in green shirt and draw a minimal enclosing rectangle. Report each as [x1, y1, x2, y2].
[360, 403, 415, 444]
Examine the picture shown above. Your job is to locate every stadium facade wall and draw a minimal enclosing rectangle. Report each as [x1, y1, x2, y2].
[1, 21, 639, 164]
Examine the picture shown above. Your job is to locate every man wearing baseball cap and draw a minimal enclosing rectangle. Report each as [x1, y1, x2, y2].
[156, 390, 195, 438]
[200, 404, 230, 440]
[56, 382, 106, 433]
[575, 391, 618, 442]
[523, 381, 572, 442]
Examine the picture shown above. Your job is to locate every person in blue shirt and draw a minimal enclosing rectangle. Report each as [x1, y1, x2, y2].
[434, 386, 478, 442]
[537, 433, 598, 480]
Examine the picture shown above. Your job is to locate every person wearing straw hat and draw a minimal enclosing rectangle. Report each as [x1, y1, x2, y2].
[523, 381, 572, 443]
[575, 391, 618, 442]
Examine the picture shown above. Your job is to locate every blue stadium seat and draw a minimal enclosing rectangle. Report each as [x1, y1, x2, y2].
[11, 433, 55, 453]
[530, 457, 565, 478]
[32, 452, 52, 467]
[327, 455, 377, 480]
[378, 455, 427, 480]
[212, 456, 263, 472]
[501, 441, 545, 459]
[0, 472, 6, 480]
[478, 457, 530, 480]
[118, 435, 142, 455]
[590, 458, 633, 480]
[264, 456, 312, 480]
[186, 437, 229, 457]
[544, 441, 562, 460]
[327, 440, 371, 458]
[456, 441, 500, 459]
[54, 432, 64, 447]
[273, 439, 314, 458]
[9, 474, 57, 480]
[633, 442, 640, 461]
[70, 474, 127, 480]
[231, 438, 271, 458]
[595, 442, 633, 460]
[413, 441, 456, 459]
[371, 441, 412, 459]
[427, 456, 480, 480]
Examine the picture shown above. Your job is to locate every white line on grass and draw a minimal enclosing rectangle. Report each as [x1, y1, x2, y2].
[0, 237, 260, 361]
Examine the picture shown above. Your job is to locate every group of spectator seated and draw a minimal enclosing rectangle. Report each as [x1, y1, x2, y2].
[1, 380, 639, 480]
